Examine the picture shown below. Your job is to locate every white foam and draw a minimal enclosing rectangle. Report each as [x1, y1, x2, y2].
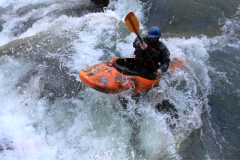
[0, 0, 90, 9]
[0, 0, 91, 46]
[0, 57, 57, 160]
[0, 32, 11, 46]
[108, 0, 145, 25]
[0, 1, 219, 159]
[50, 11, 123, 73]
[57, 10, 211, 158]
[137, 106, 180, 159]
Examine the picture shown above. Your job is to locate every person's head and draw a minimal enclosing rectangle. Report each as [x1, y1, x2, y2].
[147, 26, 161, 42]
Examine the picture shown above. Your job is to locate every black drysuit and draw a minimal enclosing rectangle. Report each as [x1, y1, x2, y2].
[133, 37, 170, 73]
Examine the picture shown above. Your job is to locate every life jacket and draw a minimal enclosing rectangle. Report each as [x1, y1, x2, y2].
[134, 44, 159, 69]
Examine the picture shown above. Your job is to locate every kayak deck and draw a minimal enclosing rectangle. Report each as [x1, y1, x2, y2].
[79, 57, 184, 94]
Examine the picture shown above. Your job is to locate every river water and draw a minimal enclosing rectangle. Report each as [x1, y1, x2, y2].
[0, 0, 239, 159]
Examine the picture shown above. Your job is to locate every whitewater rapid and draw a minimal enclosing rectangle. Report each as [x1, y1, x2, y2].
[1, 0, 239, 159]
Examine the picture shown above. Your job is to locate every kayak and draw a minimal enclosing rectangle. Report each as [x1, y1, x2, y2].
[79, 57, 183, 94]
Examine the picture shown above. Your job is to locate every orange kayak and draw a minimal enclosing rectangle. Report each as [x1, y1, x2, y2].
[79, 57, 183, 94]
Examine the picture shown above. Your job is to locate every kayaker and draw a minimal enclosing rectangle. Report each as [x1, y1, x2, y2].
[133, 26, 170, 77]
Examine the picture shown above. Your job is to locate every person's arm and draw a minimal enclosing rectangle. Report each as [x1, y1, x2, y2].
[155, 68, 162, 77]
[133, 37, 146, 59]
[133, 37, 141, 49]
[159, 47, 170, 72]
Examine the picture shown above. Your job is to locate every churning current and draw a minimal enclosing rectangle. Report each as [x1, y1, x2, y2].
[0, 0, 240, 159]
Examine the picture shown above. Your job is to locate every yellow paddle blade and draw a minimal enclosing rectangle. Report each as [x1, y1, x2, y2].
[125, 12, 140, 34]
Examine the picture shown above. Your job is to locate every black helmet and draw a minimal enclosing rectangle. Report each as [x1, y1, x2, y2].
[148, 26, 161, 38]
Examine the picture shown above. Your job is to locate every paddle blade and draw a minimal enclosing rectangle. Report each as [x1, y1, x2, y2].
[125, 12, 140, 34]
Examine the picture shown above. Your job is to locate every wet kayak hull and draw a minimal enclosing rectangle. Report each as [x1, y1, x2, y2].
[79, 57, 183, 94]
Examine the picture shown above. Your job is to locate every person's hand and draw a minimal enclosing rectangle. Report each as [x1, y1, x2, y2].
[140, 42, 147, 50]
[155, 69, 162, 77]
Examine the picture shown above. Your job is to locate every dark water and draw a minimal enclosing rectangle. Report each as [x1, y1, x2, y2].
[0, 0, 240, 159]
[148, 1, 240, 159]
[147, 0, 240, 37]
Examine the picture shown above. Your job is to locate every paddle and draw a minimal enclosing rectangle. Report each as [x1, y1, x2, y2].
[125, 12, 157, 71]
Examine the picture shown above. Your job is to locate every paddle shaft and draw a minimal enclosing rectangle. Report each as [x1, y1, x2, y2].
[125, 13, 157, 71]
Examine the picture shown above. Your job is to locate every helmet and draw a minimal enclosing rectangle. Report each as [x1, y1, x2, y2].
[148, 26, 161, 38]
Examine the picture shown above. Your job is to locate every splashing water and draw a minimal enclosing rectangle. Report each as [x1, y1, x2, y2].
[1, 0, 240, 159]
